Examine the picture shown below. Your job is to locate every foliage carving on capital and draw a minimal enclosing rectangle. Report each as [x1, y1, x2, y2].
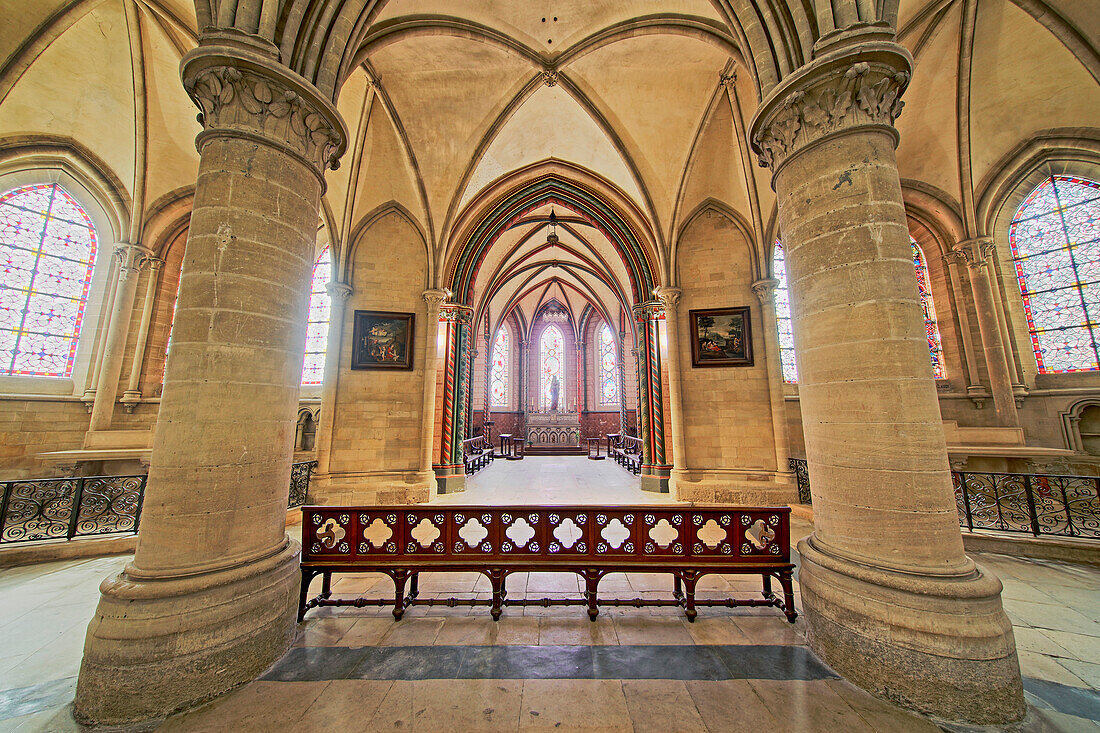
[440, 303, 474, 325]
[422, 289, 448, 310]
[632, 301, 665, 322]
[326, 282, 352, 301]
[182, 53, 347, 175]
[653, 287, 682, 310]
[751, 278, 780, 304]
[946, 238, 996, 269]
[113, 243, 153, 278]
[750, 45, 911, 173]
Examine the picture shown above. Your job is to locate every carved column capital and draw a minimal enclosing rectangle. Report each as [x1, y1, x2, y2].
[422, 288, 448, 311]
[181, 45, 348, 179]
[632, 300, 665, 322]
[113, 243, 154, 280]
[751, 278, 780, 304]
[749, 42, 911, 177]
[439, 303, 473, 325]
[947, 238, 996, 269]
[326, 281, 352, 302]
[653, 286, 683, 310]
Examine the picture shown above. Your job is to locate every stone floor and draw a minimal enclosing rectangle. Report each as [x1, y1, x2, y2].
[0, 459, 1097, 730]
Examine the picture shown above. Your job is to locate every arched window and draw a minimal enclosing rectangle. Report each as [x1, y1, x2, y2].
[598, 323, 618, 404]
[490, 325, 509, 407]
[772, 241, 798, 383]
[540, 324, 564, 409]
[301, 246, 332, 385]
[0, 183, 98, 377]
[1009, 175, 1100, 373]
[912, 240, 946, 378]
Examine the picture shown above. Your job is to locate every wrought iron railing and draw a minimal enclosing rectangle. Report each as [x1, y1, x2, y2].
[787, 458, 1100, 540]
[0, 461, 319, 545]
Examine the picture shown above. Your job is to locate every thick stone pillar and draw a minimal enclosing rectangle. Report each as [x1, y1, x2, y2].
[434, 303, 472, 493]
[313, 281, 352, 479]
[751, 278, 795, 482]
[947, 238, 1020, 425]
[87, 243, 152, 432]
[749, 41, 1022, 724]
[419, 290, 446, 483]
[654, 287, 687, 496]
[75, 37, 346, 726]
[633, 301, 669, 492]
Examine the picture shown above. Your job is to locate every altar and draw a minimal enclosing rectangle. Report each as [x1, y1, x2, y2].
[526, 411, 581, 448]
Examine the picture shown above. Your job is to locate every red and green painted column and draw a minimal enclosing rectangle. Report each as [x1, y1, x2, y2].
[435, 303, 473, 493]
[633, 301, 670, 492]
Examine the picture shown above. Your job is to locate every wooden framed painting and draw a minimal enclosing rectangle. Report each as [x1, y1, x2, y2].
[351, 310, 415, 370]
[689, 307, 753, 367]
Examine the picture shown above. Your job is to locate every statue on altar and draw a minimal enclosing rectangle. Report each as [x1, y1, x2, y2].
[549, 375, 560, 411]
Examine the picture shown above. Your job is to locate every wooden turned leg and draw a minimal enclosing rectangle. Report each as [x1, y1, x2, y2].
[762, 573, 774, 601]
[583, 570, 602, 621]
[778, 569, 798, 623]
[321, 571, 333, 600]
[488, 570, 505, 620]
[682, 571, 698, 622]
[297, 569, 317, 622]
[408, 572, 420, 600]
[673, 575, 683, 601]
[392, 570, 410, 621]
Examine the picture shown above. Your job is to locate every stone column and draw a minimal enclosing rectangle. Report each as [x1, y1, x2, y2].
[313, 281, 352, 479]
[419, 290, 446, 484]
[750, 279, 794, 479]
[948, 238, 1020, 425]
[120, 257, 165, 411]
[434, 303, 471, 493]
[749, 40, 1022, 724]
[87, 243, 152, 432]
[618, 330, 629, 433]
[654, 287, 687, 495]
[519, 338, 529, 426]
[633, 301, 669, 492]
[75, 36, 347, 727]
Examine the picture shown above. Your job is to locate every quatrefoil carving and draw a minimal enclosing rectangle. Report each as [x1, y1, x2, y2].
[458, 517, 489, 548]
[410, 517, 440, 548]
[362, 518, 393, 548]
[697, 519, 726, 548]
[506, 517, 535, 548]
[317, 518, 345, 549]
[601, 518, 630, 549]
[648, 518, 678, 548]
[553, 517, 582, 549]
[746, 519, 776, 550]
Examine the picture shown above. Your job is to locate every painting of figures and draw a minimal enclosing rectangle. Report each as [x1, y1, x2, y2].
[352, 311, 415, 370]
[689, 307, 753, 367]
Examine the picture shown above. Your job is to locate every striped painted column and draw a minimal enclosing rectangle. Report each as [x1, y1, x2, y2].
[633, 301, 670, 493]
[435, 303, 473, 493]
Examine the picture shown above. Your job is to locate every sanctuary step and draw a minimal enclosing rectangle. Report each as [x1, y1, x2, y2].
[524, 445, 586, 456]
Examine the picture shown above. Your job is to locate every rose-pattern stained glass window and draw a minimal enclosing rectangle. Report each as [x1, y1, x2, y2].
[598, 322, 618, 404]
[1009, 175, 1100, 373]
[775, 238, 948, 382]
[490, 325, 508, 407]
[0, 184, 98, 377]
[773, 241, 798, 383]
[912, 239, 946, 378]
[301, 246, 332, 385]
[540, 324, 563, 409]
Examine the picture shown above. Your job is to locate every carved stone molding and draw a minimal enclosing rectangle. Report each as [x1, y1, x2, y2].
[113, 243, 153, 281]
[751, 278, 780, 304]
[749, 42, 912, 175]
[422, 289, 448, 311]
[653, 286, 682, 310]
[542, 69, 560, 87]
[946, 237, 997, 269]
[181, 46, 348, 177]
[326, 282, 353, 302]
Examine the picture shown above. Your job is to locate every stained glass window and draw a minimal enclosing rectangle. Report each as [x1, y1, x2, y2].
[1009, 175, 1100, 373]
[773, 241, 798, 383]
[912, 240, 946, 378]
[540, 324, 563, 409]
[0, 184, 97, 377]
[490, 326, 509, 407]
[598, 323, 618, 404]
[301, 246, 332, 385]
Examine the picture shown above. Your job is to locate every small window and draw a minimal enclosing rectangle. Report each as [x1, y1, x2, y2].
[598, 323, 618, 404]
[301, 246, 332, 385]
[490, 325, 509, 407]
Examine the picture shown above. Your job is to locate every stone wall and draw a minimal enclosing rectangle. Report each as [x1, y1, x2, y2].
[0, 398, 89, 479]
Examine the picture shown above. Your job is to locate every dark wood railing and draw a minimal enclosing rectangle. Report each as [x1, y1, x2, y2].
[788, 458, 1100, 540]
[1, 461, 318, 545]
[299, 504, 797, 623]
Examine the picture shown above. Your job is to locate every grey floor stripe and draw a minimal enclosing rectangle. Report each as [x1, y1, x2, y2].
[0, 676, 77, 722]
[1023, 677, 1100, 723]
[261, 644, 838, 683]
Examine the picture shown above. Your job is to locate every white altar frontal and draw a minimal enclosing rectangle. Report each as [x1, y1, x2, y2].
[526, 411, 581, 447]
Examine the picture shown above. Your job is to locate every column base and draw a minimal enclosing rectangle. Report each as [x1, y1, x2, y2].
[640, 465, 670, 493]
[309, 470, 433, 505]
[74, 541, 301, 727]
[671, 468, 798, 505]
[435, 472, 467, 494]
[797, 535, 1025, 725]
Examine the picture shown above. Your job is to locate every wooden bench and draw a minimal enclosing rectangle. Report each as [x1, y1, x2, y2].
[462, 435, 493, 475]
[299, 505, 797, 624]
[608, 434, 642, 475]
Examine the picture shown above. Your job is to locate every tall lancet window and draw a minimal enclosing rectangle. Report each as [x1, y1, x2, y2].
[773, 241, 798, 383]
[0, 183, 98, 377]
[301, 246, 332, 385]
[540, 324, 563, 409]
[490, 325, 509, 407]
[1009, 175, 1100, 373]
[598, 323, 618, 404]
[912, 240, 946, 378]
